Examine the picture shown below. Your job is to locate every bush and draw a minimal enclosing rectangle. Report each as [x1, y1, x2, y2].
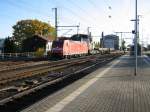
[35, 48, 45, 57]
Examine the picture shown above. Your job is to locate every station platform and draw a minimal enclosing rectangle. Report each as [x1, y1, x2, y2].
[21, 55, 150, 112]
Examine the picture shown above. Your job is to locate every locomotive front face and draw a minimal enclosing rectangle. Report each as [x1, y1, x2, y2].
[51, 41, 64, 57]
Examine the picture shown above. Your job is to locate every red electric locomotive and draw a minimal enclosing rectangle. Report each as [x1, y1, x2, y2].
[51, 34, 90, 58]
[51, 39, 89, 58]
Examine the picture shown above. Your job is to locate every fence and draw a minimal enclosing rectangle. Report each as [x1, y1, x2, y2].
[0, 52, 37, 60]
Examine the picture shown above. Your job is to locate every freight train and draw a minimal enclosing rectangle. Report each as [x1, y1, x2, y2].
[51, 34, 113, 58]
[51, 34, 90, 58]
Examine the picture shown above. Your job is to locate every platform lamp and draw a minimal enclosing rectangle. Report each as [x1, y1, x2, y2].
[133, 0, 138, 76]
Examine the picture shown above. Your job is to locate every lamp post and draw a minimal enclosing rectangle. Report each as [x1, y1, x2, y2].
[131, 0, 138, 76]
[135, 0, 138, 76]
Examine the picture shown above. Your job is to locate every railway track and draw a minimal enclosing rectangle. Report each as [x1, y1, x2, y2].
[0, 61, 49, 72]
[0, 52, 120, 72]
[0, 52, 123, 110]
[0, 53, 122, 85]
[0, 59, 89, 86]
[0, 53, 123, 85]
[0, 54, 97, 73]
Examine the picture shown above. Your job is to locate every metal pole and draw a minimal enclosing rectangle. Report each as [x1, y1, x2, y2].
[137, 15, 141, 44]
[87, 27, 91, 36]
[134, 0, 138, 76]
[77, 23, 80, 34]
[102, 32, 104, 51]
[121, 32, 123, 51]
[114, 32, 132, 51]
[53, 8, 58, 39]
[87, 27, 89, 36]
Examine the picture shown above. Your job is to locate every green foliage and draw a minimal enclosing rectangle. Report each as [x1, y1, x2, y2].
[121, 40, 126, 50]
[94, 42, 100, 48]
[4, 37, 18, 53]
[13, 19, 55, 51]
[35, 48, 45, 57]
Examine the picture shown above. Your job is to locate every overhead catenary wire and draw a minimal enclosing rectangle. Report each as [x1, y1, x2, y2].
[51, 0, 88, 36]
[57, 7, 81, 26]
[87, 0, 108, 16]
[62, 0, 109, 35]
[51, 2, 88, 33]
[4, 0, 52, 19]
[18, 0, 52, 16]
[61, 7, 92, 26]
[87, 0, 115, 33]
[52, 0, 97, 27]
[1, 0, 134, 39]
[4, 0, 105, 34]
[66, 0, 98, 23]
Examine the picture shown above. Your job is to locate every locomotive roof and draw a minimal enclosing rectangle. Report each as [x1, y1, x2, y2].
[57, 37, 70, 40]
[71, 34, 89, 41]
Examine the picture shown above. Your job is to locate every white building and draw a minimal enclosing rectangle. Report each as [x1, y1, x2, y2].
[46, 41, 53, 55]
[33, 35, 53, 55]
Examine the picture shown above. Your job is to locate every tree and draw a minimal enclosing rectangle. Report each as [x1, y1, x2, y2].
[94, 42, 100, 49]
[13, 19, 55, 51]
[121, 40, 126, 50]
[4, 37, 17, 53]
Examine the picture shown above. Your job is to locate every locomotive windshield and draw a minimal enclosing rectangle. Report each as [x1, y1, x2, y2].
[52, 41, 64, 48]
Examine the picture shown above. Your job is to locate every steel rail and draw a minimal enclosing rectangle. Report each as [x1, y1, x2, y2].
[0, 54, 121, 105]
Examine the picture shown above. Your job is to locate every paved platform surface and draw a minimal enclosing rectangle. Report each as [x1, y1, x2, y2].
[21, 55, 150, 112]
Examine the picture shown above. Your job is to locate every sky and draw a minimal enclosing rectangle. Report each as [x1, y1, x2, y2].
[0, 0, 150, 46]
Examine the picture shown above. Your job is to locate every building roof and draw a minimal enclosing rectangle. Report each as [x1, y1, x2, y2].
[104, 34, 119, 39]
[71, 34, 90, 41]
[34, 35, 54, 42]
